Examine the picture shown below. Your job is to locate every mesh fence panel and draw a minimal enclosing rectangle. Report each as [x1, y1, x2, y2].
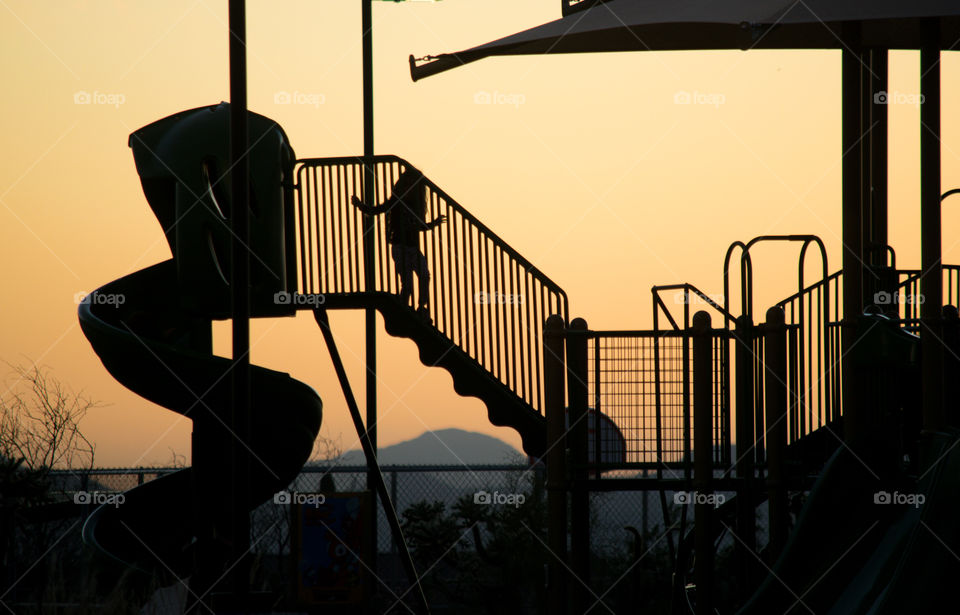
[586, 331, 731, 470]
[43, 463, 791, 612]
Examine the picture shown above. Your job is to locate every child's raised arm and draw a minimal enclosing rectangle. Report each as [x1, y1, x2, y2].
[351, 195, 381, 216]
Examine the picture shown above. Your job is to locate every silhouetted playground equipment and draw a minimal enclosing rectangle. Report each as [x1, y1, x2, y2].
[409, 1, 960, 614]
[75, 1, 960, 614]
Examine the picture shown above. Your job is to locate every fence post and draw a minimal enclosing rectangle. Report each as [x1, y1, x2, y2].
[763, 306, 789, 561]
[942, 305, 960, 427]
[391, 470, 399, 556]
[566, 317, 590, 611]
[693, 311, 714, 615]
[543, 314, 568, 615]
[733, 315, 757, 599]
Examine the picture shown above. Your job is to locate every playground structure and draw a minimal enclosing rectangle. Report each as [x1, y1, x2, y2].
[78, 101, 960, 614]
[406, 1, 960, 613]
[72, 2, 960, 613]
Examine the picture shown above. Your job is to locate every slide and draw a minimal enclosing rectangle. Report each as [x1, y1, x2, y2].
[78, 261, 322, 576]
[737, 430, 960, 615]
[736, 314, 960, 614]
[77, 103, 322, 577]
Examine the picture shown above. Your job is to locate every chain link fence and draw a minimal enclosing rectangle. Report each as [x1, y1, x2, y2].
[4, 464, 788, 613]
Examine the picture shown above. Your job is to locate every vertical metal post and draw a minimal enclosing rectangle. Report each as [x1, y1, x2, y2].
[228, 0, 251, 607]
[841, 32, 864, 445]
[869, 49, 889, 263]
[391, 470, 398, 555]
[692, 311, 713, 615]
[763, 307, 788, 561]
[566, 317, 589, 611]
[942, 306, 960, 426]
[860, 48, 888, 306]
[920, 24, 944, 435]
[361, 0, 379, 578]
[733, 315, 756, 598]
[543, 314, 568, 615]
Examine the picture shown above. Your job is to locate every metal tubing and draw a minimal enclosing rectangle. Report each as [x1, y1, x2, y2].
[315, 310, 429, 614]
[763, 306, 789, 561]
[733, 315, 756, 600]
[692, 311, 713, 615]
[921, 25, 944, 433]
[841, 34, 865, 444]
[226, 0, 251, 605]
[567, 318, 590, 613]
[361, 0, 379, 577]
[544, 314, 568, 615]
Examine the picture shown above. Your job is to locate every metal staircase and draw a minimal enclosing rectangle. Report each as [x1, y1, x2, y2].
[293, 155, 568, 456]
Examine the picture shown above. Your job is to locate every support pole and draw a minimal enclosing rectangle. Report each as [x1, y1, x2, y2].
[943, 306, 960, 426]
[868, 49, 889, 266]
[227, 0, 251, 608]
[763, 307, 788, 561]
[692, 311, 714, 615]
[733, 315, 756, 599]
[315, 310, 430, 614]
[841, 34, 865, 445]
[566, 317, 589, 612]
[920, 23, 944, 436]
[361, 0, 379, 576]
[861, 48, 889, 308]
[543, 314, 568, 615]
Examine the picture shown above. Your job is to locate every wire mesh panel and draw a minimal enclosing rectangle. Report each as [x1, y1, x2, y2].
[294, 155, 568, 416]
[585, 330, 731, 471]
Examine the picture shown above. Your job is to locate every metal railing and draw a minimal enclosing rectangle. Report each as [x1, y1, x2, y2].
[294, 155, 568, 416]
[881, 265, 960, 329]
[774, 270, 843, 438]
[771, 264, 960, 444]
[652, 283, 736, 332]
[581, 263, 960, 475]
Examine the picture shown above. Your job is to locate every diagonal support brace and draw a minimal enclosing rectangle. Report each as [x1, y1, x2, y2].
[314, 309, 431, 614]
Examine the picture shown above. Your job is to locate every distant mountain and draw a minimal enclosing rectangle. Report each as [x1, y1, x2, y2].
[336, 428, 525, 466]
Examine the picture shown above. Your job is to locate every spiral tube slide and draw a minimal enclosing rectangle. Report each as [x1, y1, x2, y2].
[78, 260, 321, 575]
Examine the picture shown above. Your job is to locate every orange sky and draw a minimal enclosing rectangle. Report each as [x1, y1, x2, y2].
[2, 1, 959, 467]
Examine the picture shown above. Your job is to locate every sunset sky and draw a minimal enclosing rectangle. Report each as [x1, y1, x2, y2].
[2, 0, 959, 467]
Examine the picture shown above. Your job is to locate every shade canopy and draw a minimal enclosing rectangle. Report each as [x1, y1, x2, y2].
[411, 0, 960, 80]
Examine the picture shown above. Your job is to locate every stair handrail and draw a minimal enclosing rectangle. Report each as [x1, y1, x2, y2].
[293, 155, 569, 417]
